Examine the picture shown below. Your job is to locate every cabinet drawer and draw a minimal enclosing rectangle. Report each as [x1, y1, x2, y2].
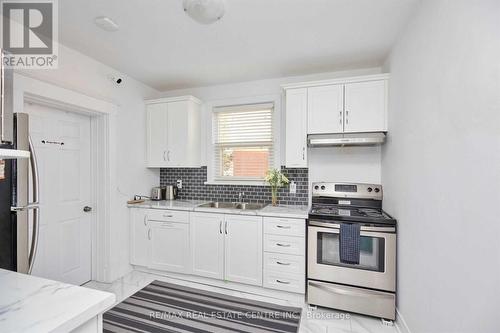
[263, 217, 305, 237]
[264, 234, 305, 256]
[264, 271, 305, 294]
[147, 209, 189, 223]
[263, 252, 305, 275]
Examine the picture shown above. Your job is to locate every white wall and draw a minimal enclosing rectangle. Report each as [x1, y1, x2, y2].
[158, 67, 383, 183]
[382, 1, 500, 332]
[17, 44, 159, 282]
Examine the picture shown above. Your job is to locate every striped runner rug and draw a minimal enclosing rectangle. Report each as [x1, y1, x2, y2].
[103, 280, 302, 333]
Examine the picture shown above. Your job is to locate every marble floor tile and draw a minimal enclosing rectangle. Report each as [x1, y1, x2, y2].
[83, 270, 398, 333]
[350, 314, 396, 333]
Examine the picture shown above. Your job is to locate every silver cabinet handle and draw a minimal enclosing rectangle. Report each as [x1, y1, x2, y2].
[167, 150, 171, 161]
[276, 225, 291, 229]
[148, 228, 152, 240]
[143, 214, 148, 226]
[27, 136, 40, 275]
[219, 221, 222, 234]
[224, 221, 228, 235]
[276, 243, 291, 247]
[302, 147, 305, 160]
[276, 261, 291, 266]
[345, 110, 349, 125]
[276, 279, 290, 284]
[163, 214, 173, 218]
[339, 111, 342, 125]
[163, 151, 167, 161]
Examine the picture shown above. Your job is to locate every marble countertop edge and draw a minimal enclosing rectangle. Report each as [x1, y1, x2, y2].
[127, 200, 309, 219]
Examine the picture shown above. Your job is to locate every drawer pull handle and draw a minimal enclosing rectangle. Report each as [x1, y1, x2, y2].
[163, 214, 173, 218]
[276, 243, 291, 247]
[143, 215, 148, 226]
[276, 261, 291, 266]
[276, 279, 290, 284]
[148, 229, 152, 240]
[276, 225, 291, 229]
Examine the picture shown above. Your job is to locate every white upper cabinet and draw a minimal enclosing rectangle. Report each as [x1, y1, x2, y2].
[146, 96, 202, 168]
[283, 74, 389, 140]
[285, 88, 308, 168]
[307, 84, 344, 134]
[344, 80, 387, 133]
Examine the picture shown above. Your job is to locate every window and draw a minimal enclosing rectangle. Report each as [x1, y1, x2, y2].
[213, 103, 274, 181]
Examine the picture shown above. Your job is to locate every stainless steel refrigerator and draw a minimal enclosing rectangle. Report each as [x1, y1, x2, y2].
[0, 49, 40, 274]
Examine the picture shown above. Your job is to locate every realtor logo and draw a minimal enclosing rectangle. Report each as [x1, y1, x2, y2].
[1, 0, 58, 68]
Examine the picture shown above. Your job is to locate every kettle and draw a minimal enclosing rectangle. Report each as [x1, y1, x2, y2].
[164, 185, 178, 200]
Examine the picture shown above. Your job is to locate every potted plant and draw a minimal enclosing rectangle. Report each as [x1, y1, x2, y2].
[265, 168, 289, 206]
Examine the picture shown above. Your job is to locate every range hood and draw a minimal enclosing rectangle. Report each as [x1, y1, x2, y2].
[308, 132, 386, 147]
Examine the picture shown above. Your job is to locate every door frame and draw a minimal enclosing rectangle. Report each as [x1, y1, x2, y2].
[13, 74, 117, 282]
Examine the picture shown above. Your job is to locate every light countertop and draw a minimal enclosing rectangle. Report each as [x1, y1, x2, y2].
[0, 269, 115, 333]
[128, 200, 309, 219]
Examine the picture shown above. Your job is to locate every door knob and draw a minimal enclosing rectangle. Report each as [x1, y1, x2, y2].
[83, 206, 92, 212]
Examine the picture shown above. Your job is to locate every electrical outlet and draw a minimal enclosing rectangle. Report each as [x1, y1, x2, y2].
[289, 181, 296, 194]
[176, 179, 182, 189]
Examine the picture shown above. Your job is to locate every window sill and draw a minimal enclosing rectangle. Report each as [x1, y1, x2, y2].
[204, 180, 268, 186]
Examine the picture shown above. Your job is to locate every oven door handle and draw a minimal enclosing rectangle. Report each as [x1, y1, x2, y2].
[308, 220, 396, 233]
[308, 281, 393, 298]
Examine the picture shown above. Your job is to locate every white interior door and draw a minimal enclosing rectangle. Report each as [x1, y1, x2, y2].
[25, 103, 92, 286]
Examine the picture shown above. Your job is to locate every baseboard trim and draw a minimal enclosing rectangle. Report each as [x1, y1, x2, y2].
[395, 308, 411, 333]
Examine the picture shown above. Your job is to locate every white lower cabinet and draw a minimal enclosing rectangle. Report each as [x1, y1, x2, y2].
[263, 218, 306, 294]
[224, 215, 263, 286]
[130, 208, 305, 293]
[130, 209, 150, 267]
[130, 209, 190, 273]
[190, 212, 224, 280]
[150, 221, 190, 273]
[190, 212, 263, 287]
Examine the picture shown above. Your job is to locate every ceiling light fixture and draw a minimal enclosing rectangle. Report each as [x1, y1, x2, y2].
[94, 16, 119, 32]
[183, 0, 225, 25]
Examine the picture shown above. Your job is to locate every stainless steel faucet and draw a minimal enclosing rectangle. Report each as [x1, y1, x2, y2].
[238, 192, 245, 203]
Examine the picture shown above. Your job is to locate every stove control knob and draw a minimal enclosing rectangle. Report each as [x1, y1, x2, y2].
[374, 188, 380, 193]
[314, 185, 319, 190]
[320, 185, 326, 190]
[367, 187, 373, 192]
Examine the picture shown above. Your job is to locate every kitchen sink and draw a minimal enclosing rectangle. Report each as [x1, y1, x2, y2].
[197, 202, 267, 210]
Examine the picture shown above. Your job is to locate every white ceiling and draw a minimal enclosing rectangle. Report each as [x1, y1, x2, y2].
[59, 0, 419, 91]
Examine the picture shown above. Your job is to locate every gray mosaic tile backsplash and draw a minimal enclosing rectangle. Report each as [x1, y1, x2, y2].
[160, 166, 308, 206]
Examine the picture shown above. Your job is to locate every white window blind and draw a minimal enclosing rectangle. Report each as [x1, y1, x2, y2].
[213, 103, 274, 180]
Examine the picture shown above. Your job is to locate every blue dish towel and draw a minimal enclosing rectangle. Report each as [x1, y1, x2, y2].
[339, 223, 361, 264]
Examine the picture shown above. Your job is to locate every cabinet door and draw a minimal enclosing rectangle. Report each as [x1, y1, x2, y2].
[224, 215, 263, 286]
[130, 209, 150, 267]
[285, 88, 308, 167]
[344, 80, 387, 133]
[147, 103, 168, 167]
[190, 213, 224, 279]
[165, 101, 190, 167]
[307, 84, 344, 134]
[149, 221, 190, 273]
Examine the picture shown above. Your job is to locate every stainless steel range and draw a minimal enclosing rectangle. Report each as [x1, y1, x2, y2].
[307, 182, 396, 320]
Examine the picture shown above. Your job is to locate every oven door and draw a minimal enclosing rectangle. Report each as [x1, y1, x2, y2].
[307, 221, 396, 292]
